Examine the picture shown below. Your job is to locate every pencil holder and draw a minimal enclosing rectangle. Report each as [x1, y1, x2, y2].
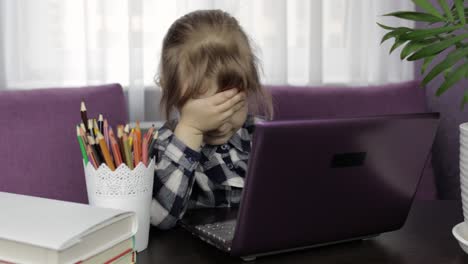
[83, 159, 155, 252]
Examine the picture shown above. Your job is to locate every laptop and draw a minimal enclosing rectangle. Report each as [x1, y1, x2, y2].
[180, 113, 439, 261]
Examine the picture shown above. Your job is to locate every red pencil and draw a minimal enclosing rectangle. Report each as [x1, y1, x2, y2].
[142, 136, 149, 166]
[109, 128, 123, 167]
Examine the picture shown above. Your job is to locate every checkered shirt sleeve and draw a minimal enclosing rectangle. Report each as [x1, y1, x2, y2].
[150, 116, 260, 230]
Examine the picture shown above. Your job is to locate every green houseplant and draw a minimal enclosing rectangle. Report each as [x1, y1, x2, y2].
[378, 0, 468, 107]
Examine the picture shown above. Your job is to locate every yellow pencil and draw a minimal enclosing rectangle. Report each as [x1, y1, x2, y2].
[129, 128, 134, 148]
[96, 132, 115, 171]
[93, 119, 100, 136]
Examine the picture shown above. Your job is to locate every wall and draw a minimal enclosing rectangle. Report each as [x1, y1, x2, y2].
[415, 1, 467, 199]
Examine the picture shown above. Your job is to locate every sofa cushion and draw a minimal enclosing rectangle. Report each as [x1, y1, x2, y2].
[266, 80, 436, 200]
[0, 83, 128, 203]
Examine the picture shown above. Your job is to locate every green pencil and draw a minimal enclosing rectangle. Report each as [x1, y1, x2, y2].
[77, 126, 89, 164]
[123, 134, 134, 170]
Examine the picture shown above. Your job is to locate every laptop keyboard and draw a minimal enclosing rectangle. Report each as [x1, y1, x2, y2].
[193, 220, 236, 247]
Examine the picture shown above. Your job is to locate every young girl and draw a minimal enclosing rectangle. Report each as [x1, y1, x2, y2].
[151, 9, 273, 230]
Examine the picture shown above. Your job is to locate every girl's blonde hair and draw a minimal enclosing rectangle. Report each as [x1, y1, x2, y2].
[156, 9, 273, 120]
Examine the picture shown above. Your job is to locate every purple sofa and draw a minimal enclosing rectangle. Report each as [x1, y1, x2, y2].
[0, 81, 435, 202]
[267, 80, 437, 200]
[0, 83, 128, 203]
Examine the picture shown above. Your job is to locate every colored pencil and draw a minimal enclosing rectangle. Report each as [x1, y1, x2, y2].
[86, 145, 98, 169]
[148, 131, 158, 157]
[129, 129, 135, 149]
[109, 128, 123, 167]
[135, 120, 142, 146]
[142, 136, 149, 166]
[76, 126, 89, 164]
[96, 132, 115, 171]
[93, 119, 99, 136]
[144, 125, 155, 143]
[117, 125, 125, 162]
[87, 135, 102, 165]
[80, 123, 87, 137]
[111, 137, 123, 167]
[78, 126, 88, 145]
[98, 114, 104, 134]
[108, 126, 118, 158]
[77, 104, 159, 171]
[80, 101, 89, 131]
[122, 134, 133, 170]
[133, 132, 141, 166]
[104, 119, 110, 149]
[88, 119, 95, 138]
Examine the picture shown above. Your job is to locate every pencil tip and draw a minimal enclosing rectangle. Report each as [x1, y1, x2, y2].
[98, 114, 103, 121]
[81, 101, 86, 111]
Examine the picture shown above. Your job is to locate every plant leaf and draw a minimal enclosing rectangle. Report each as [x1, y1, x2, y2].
[444, 66, 453, 79]
[422, 48, 468, 85]
[390, 39, 408, 54]
[400, 39, 438, 59]
[438, 0, 454, 22]
[449, 7, 468, 22]
[383, 11, 445, 22]
[399, 24, 463, 40]
[412, 0, 444, 19]
[380, 27, 413, 44]
[435, 62, 468, 96]
[408, 33, 468, 61]
[376, 22, 396, 30]
[455, 0, 466, 25]
[421, 55, 436, 74]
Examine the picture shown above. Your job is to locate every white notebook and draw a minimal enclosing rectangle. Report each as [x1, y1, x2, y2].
[0, 192, 137, 264]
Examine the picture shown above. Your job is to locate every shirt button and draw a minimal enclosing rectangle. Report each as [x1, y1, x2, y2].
[221, 144, 230, 150]
[227, 164, 234, 169]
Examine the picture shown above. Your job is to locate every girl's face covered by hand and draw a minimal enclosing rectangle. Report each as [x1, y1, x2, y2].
[196, 84, 248, 146]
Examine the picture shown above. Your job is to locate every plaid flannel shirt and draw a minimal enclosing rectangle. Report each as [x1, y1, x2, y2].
[150, 115, 259, 229]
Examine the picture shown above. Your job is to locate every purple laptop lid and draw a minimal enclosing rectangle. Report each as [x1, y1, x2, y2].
[231, 113, 439, 257]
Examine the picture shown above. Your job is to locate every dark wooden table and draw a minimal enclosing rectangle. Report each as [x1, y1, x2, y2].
[137, 201, 468, 263]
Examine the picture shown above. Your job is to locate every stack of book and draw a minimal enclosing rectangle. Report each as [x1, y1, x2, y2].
[0, 192, 138, 264]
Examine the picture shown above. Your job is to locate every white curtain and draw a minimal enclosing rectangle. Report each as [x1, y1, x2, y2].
[0, 0, 414, 121]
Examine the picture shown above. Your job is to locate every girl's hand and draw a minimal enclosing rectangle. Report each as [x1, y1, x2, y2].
[178, 88, 246, 134]
[174, 88, 245, 150]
